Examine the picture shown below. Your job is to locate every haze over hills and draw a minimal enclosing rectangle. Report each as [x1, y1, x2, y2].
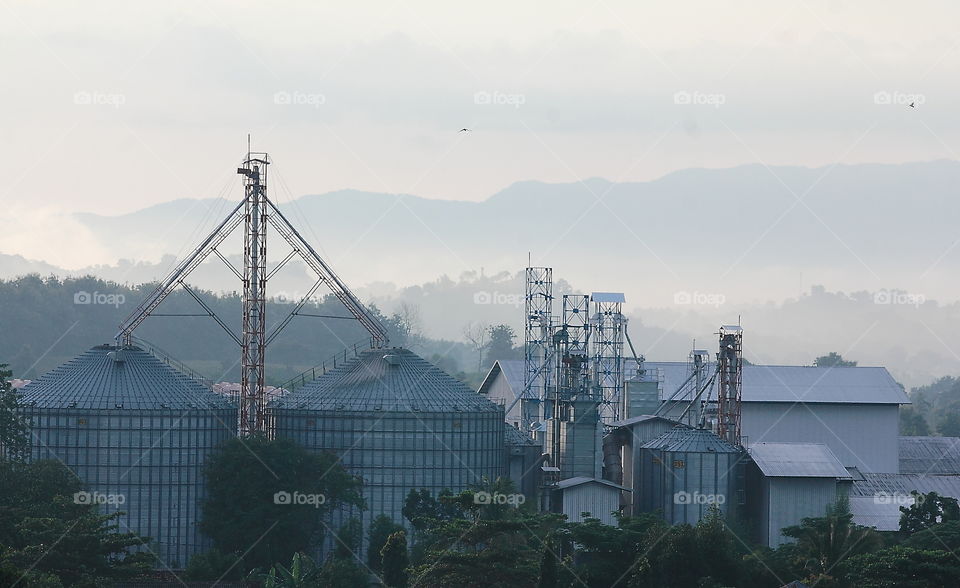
[5, 160, 960, 388]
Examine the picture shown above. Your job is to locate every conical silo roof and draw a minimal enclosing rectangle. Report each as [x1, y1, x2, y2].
[272, 348, 501, 413]
[641, 427, 741, 453]
[19, 344, 233, 410]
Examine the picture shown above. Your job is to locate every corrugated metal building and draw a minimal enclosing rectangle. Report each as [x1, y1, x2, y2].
[625, 362, 908, 473]
[747, 442, 852, 547]
[18, 345, 237, 567]
[609, 415, 689, 515]
[504, 424, 543, 501]
[899, 436, 960, 474]
[270, 348, 505, 555]
[552, 477, 629, 525]
[478, 359, 538, 431]
[638, 428, 745, 525]
[848, 471, 960, 531]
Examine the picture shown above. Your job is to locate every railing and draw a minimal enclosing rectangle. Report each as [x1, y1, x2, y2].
[278, 338, 373, 393]
[129, 336, 214, 388]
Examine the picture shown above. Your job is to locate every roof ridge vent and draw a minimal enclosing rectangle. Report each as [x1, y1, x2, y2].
[383, 354, 402, 366]
[107, 350, 126, 364]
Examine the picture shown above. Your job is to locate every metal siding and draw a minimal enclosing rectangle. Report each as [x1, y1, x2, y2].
[766, 477, 839, 547]
[742, 403, 899, 473]
[563, 484, 621, 526]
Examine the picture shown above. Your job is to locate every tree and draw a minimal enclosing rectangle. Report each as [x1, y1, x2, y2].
[463, 321, 490, 373]
[332, 517, 363, 560]
[381, 531, 409, 588]
[319, 557, 370, 587]
[0, 363, 29, 460]
[486, 324, 520, 361]
[900, 491, 960, 534]
[814, 352, 857, 367]
[0, 459, 153, 585]
[936, 405, 960, 437]
[899, 406, 930, 436]
[780, 497, 880, 582]
[200, 435, 364, 572]
[368, 515, 404, 572]
[184, 549, 243, 581]
[842, 546, 960, 588]
[903, 520, 960, 554]
[256, 552, 321, 588]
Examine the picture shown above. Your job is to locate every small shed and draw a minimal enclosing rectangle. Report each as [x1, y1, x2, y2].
[553, 477, 629, 526]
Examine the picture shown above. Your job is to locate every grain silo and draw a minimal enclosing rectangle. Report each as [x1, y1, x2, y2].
[18, 344, 236, 567]
[269, 347, 505, 550]
[637, 427, 744, 525]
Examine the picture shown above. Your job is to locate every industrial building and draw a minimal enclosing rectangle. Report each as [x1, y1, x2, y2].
[18, 344, 236, 566]
[269, 347, 505, 554]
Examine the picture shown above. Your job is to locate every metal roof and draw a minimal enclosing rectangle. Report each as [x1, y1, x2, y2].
[505, 425, 538, 447]
[641, 427, 742, 454]
[272, 348, 502, 413]
[626, 362, 908, 405]
[556, 476, 630, 491]
[749, 442, 851, 479]
[19, 345, 232, 410]
[591, 292, 625, 303]
[609, 414, 686, 429]
[477, 359, 530, 398]
[899, 436, 960, 475]
[849, 472, 960, 531]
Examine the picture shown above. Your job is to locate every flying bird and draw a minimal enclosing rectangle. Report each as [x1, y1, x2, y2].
[909, 102, 915, 108]
[459, 128, 471, 133]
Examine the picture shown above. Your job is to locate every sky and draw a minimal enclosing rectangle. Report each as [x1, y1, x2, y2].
[2, 0, 959, 220]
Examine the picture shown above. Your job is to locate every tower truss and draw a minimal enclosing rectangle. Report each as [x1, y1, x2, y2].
[591, 292, 625, 423]
[716, 325, 743, 446]
[523, 267, 553, 416]
[116, 146, 388, 436]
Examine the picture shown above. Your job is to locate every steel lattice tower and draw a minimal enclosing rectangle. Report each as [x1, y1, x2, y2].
[591, 293, 625, 423]
[238, 153, 269, 435]
[716, 325, 743, 446]
[524, 267, 553, 419]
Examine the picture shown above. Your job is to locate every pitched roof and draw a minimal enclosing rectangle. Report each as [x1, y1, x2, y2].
[641, 427, 742, 454]
[750, 442, 851, 479]
[556, 476, 630, 491]
[477, 359, 529, 398]
[272, 348, 502, 413]
[848, 472, 960, 531]
[609, 414, 686, 428]
[19, 345, 232, 410]
[626, 362, 908, 405]
[899, 436, 960, 475]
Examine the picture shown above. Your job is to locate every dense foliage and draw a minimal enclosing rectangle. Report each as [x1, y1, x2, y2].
[199, 435, 364, 572]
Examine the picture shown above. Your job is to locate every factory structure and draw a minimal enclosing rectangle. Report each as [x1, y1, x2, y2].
[13, 150, 960, 569]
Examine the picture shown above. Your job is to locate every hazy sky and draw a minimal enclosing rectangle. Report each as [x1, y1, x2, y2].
[2, 0, 958, 220]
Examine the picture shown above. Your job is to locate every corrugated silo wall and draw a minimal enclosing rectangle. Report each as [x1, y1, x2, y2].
[272, 407, 505, 558]
[22, 407, 237, 568]
[639, 447, 743, 526]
